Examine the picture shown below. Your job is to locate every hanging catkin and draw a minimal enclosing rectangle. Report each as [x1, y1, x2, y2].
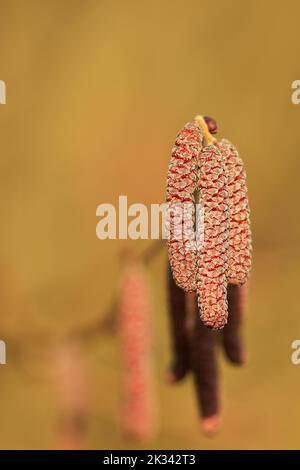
[166, 121, 203, 292]
[217, 139, 252, 285]
[118, 255, 155, 440]
[166, 115, 252, 330]
[196, 131, 230, 329]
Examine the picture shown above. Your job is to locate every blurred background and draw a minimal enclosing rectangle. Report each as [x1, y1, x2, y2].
[0, 0, 299, 450]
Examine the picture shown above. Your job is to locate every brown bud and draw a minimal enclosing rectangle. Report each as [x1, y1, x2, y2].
[204, 116, 218, 134]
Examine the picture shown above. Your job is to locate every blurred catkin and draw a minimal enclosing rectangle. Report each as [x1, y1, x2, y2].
[51, 339, 90, 450]
[118, 256, 156, 441]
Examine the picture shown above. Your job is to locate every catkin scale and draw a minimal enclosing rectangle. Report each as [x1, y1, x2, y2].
[217, 139, 252, 285]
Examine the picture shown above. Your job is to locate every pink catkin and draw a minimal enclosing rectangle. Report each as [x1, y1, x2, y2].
[119, 262, 155, 440]
[167, 119, 252, 330]
[52, 340, 90, 450]
[217, 139, 252, 285]
[197, 144, 230, 329]
[166, 121, 203, 292]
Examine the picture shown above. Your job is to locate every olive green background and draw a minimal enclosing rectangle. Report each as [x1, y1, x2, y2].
[0, 0, 299, 449]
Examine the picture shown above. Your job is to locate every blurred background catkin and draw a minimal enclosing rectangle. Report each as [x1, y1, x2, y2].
[0, 0, 299, 450]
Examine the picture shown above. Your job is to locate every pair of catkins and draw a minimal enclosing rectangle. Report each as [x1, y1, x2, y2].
[166, 116, 252, 329]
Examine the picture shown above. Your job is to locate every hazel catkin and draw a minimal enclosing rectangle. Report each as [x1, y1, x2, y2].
[166, 121, 204, 292]
[217, 139, 252, 285]
[196, 142, 230, 329]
